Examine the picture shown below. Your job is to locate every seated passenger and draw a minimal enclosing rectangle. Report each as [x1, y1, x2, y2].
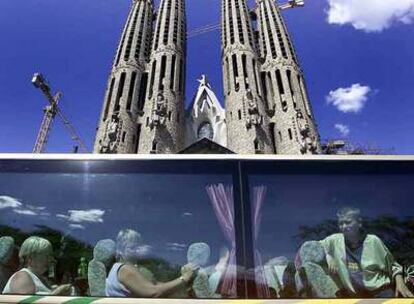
[264, 256, 291, 297]
[2, 236, 71, 295]
[186, 242, 216, 298]
[88, 239, 116, 296]
[296, 241, 339, 298]
[319, 207, 413, 298]
[0, 237, 19, 291]
[106, 229, 198, 297]
[208, 246, 229, 297]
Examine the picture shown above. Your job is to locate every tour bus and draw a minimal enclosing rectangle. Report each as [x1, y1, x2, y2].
[0, 154, 414, 304]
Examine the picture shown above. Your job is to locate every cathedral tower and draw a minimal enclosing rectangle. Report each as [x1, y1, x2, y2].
[94, 0, 153, 153]
[221, 0, 274, 154]
[256, 0, 321, 154]
[137, 0, 187, 153]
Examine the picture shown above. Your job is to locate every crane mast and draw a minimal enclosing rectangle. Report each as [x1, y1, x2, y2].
[31, 73, 88, 153]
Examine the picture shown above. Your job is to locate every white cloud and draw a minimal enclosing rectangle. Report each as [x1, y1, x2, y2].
[182, 212, 193, 217]
[326, 0, 414, 32]
[0, 196, 49, 216]
[166, 242, 187, 251]
[57, 209, 105, 223]
[69, 224, 85, 230]
[335, 123, 350, 137]
[13, 209, 37, 216]
[137, 245, 152, 255]
[0, 196, 22, 209]
[326, 84, 371, 113]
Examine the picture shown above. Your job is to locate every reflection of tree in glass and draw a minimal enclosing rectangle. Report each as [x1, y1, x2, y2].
[137, 257, 187, 298]
[137, 257, 180, 282]
[0, 224, 92, 284]
[296, 216, 414, 265]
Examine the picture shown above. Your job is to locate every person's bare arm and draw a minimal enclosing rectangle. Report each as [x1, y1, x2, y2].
[119, 264, 189, 298]
[8, 271, 35, 295]
[395, 274, 414, 298]
[52, 284, 72, 296]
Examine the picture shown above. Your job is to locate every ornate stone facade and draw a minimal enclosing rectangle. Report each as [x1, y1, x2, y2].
[94, 0, 153, 154]
[94, 0, 321, 155]
[256, 0, 321, 154]
[221, 0, 274, 154]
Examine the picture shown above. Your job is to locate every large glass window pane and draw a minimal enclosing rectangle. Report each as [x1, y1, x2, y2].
[246, 160, 414, 299]
[0, 160, 240, 299]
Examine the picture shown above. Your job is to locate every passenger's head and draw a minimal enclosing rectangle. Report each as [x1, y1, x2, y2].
[116, 229, 142, 263]
[19, 236, 54, 274]
[93, 239, 116, 266]
[0, 236, 18, 271]
[336, 207, 362, 238]
[187, 242, 210, 267]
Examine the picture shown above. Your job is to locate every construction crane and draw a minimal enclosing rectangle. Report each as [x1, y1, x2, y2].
[187, 0, 305, 38]
[31, 73, 88, 153]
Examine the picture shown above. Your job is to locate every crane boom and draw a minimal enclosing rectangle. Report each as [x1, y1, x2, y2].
[31, 73, 88, 153]
[186, 0, 304, 38]
[56, 108, 88, 152]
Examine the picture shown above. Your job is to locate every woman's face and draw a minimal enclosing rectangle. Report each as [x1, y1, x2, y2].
[29, 250, 54, 274]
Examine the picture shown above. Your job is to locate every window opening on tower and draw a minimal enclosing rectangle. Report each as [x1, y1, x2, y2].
[229, 0, 235, 44]
[138, 73, 148, 112]
[234, 0, 244, 45]
[232, 54, 239, 92]
[149, 60, 156, 97]
[287, 70, 294, 97]
[124, 2, 140, 62]
[103, 78, 115, 121]
[253, 59, 260, 96]
[134, 126, 140, 153]
[163, 0, 172, 45]
[242, 54, 248, 89]
[271, 7, 287, 59]
[126, 72, 137, 112]
[114, 72, 126, 113]
[261, 72, 268, 104]
[170, 55, 176, 90]
[135, 3, 147, 61]
[154, 0, 164, 50]
[179, 58, 183, 92]
[159, 55, 167, 90]
[115, 7, 133, 66]
[173, 0, 179, 44]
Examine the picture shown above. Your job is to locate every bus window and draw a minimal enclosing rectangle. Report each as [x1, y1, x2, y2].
[246, 160, 414, 299]
[0, 159, 242, 299]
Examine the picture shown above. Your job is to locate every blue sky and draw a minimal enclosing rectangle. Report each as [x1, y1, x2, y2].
[0, 0, 413, 153]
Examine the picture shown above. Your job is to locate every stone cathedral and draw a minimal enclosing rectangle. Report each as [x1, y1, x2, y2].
[94, 0, 321, 154]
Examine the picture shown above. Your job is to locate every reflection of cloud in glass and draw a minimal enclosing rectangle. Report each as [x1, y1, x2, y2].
[0, 196, 22, 209]
[182, 212, 193, 217]
[0, 195, 49, 216]
[14, 209, 37, 216]
[57, 209, 105, 223]
[137, 245, 152, 255]
[166, 242, 187, 251]
[69, 224, 85, 230]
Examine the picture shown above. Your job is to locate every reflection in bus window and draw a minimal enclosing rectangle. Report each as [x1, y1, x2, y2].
[0, 168, 238, 299]
[249, 174, 414, 299]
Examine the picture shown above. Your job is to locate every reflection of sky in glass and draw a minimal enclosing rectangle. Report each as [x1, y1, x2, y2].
[0, 172, 232, 265]
[250, 174, 414, 263]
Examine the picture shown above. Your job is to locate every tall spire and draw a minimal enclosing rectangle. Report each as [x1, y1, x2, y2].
[221, 0, 274, 154]
[138, 0, 187, 153]
[256, 0, 321, 154]
[94, 0, 153, 153]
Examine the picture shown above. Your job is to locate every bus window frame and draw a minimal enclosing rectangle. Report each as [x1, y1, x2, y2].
[0, 154, 414, 302]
